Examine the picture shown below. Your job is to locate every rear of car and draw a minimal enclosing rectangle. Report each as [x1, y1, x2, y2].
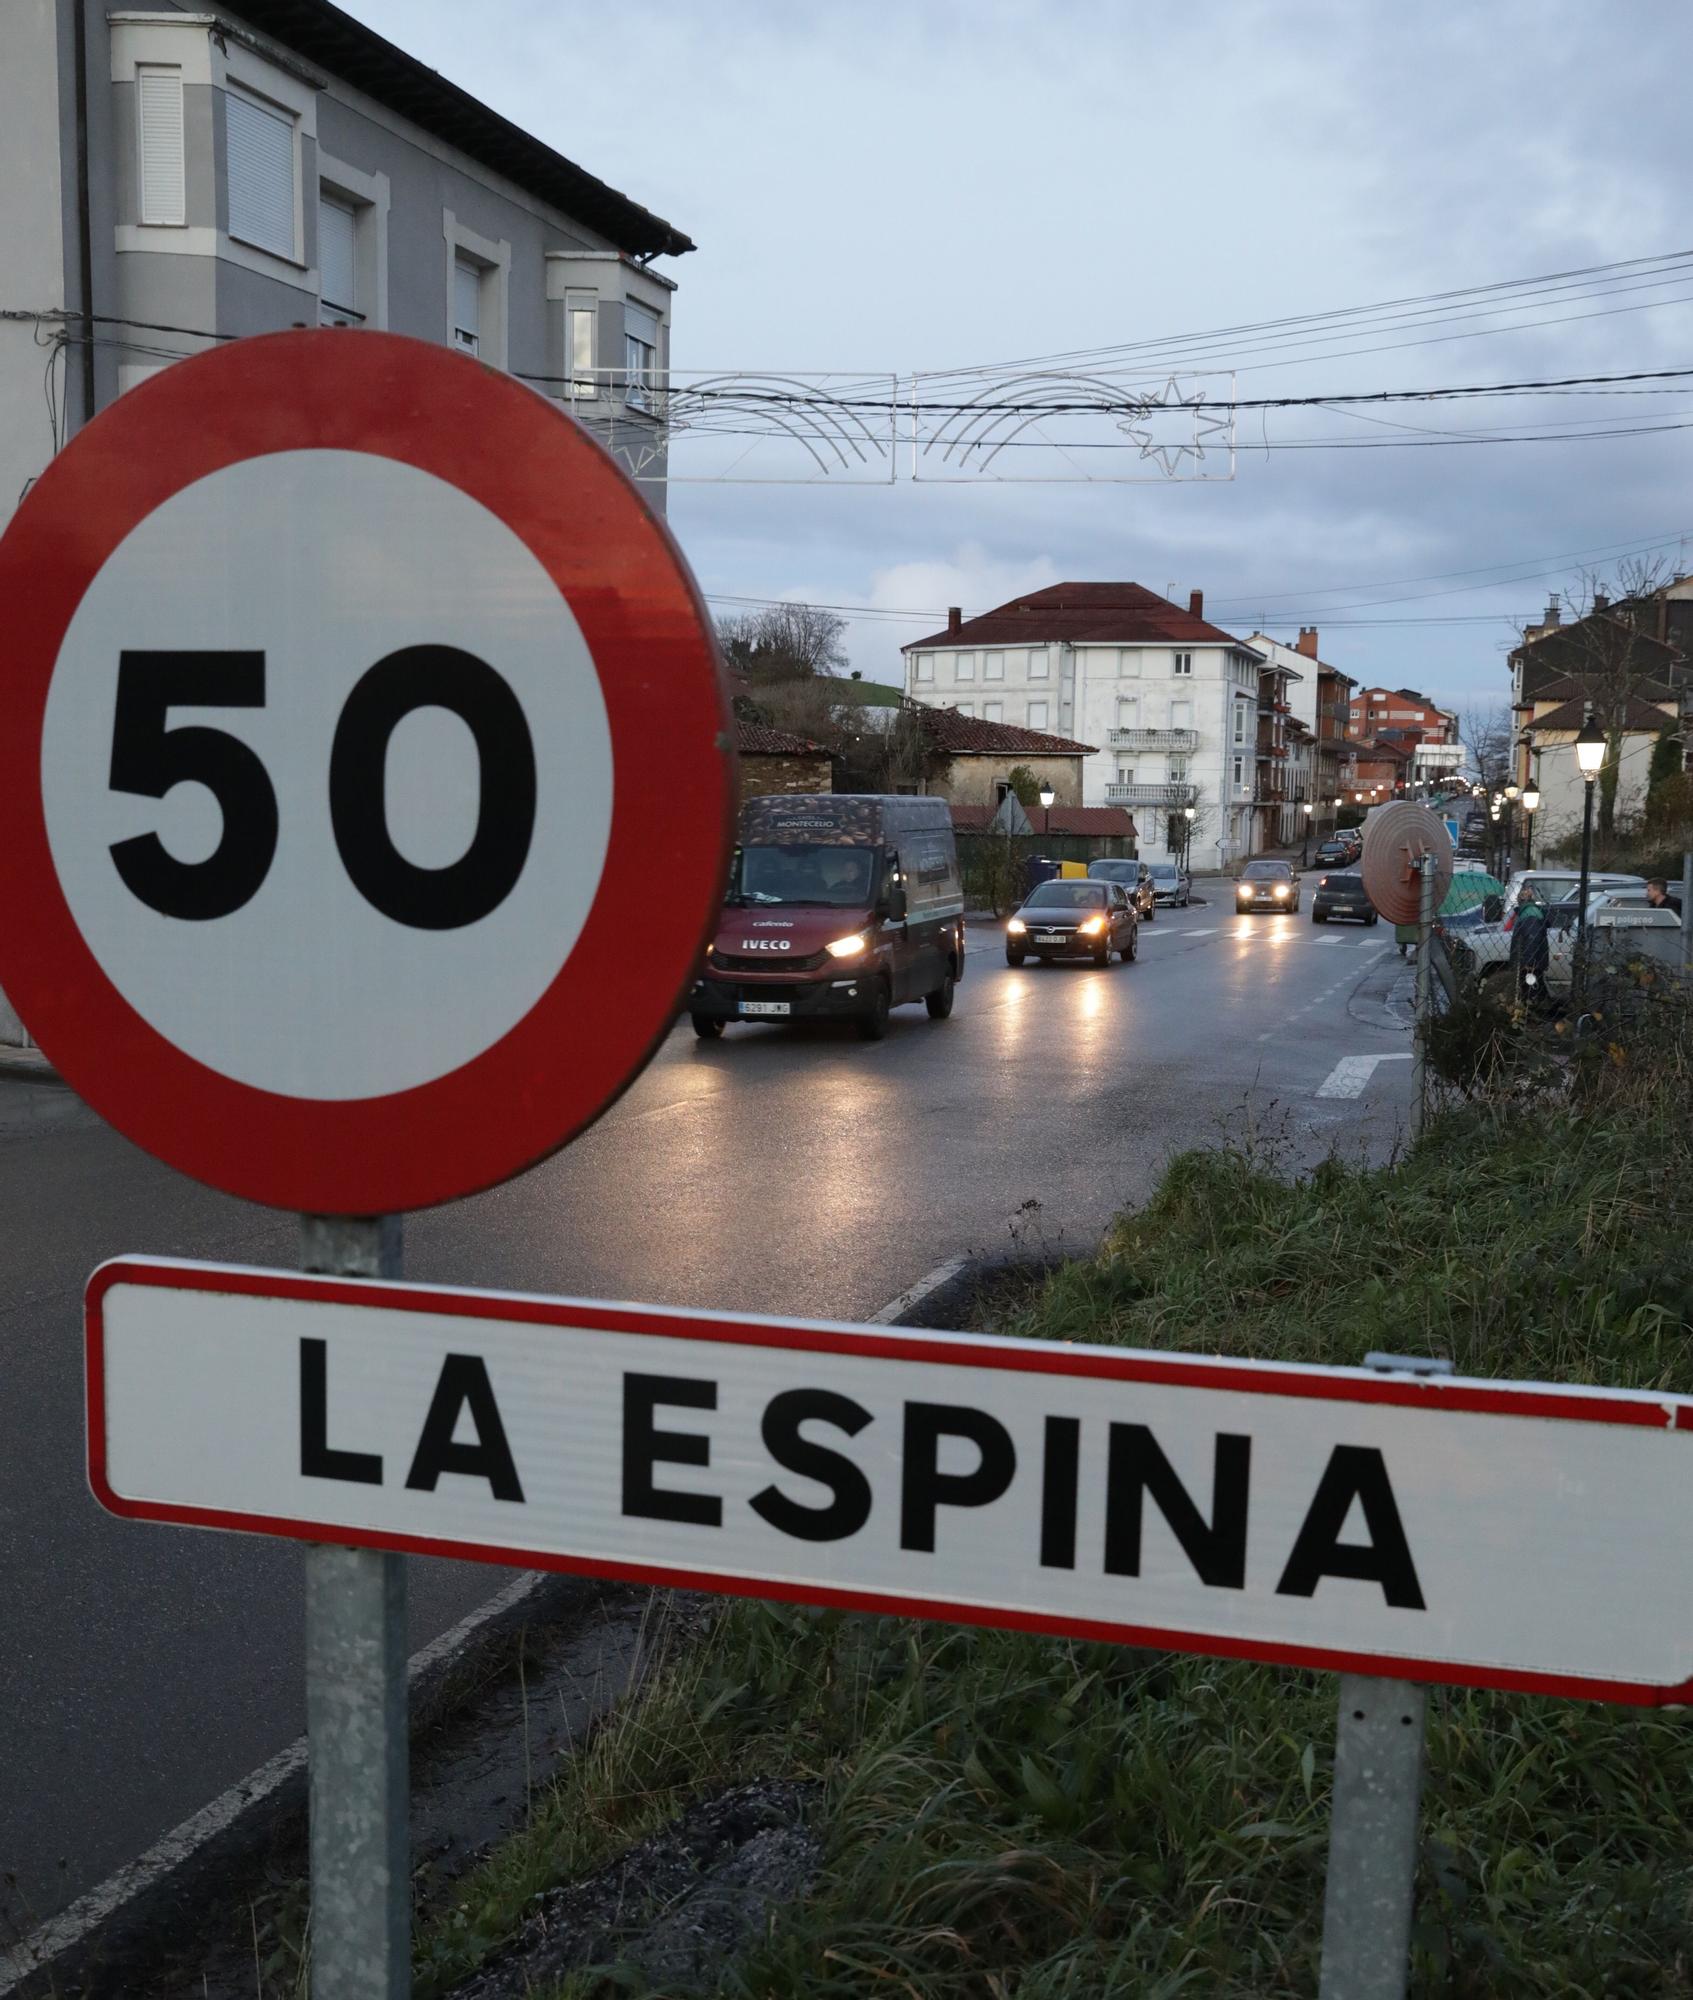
[1311, 869, 1376, 925]
[1086, 858, 1157, 920]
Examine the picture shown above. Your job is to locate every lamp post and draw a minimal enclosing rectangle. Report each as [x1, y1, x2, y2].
[1520, 777, 1539, 870]
[1573, 712, 1606, 1005]
[1038, 780, 1055, 840]
[1301, 799, 1314, 869]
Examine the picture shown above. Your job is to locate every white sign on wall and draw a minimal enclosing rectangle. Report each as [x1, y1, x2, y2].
[89, 1258, 1693, 1706]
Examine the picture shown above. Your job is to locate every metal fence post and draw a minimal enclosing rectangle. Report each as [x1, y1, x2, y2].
[301, 1215, 410, 2000]
[1411, 857, 1435, 1138]
[1319, 1352, 1450, 2000]
[1681, 850, 1692, 974]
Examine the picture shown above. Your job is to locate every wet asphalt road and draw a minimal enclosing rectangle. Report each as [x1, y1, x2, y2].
[0, 898, 1414, 1933]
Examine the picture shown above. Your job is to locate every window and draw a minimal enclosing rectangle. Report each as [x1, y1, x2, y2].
[982, 700, 1003, 722]
[984, 651, 1004, 681]
[137, 66, 185, 225]
[1233, 703, 1246, 743]
[1170, 699, 1192, 730]
[566, 294, 596, 400]
[1120, 648, 1141, 677]
[1116, 696, 1138, 727]
[624, 302, 660, 409]
[1169, 757, 1188, 782]
[1232, 756, 1245, 789]
[1029, 647, 1048, 679]
[452, 256, 482, 353]
[1174, 652, 1193, 676]
[913, 653, 933, 684]
[226, 84, 297, 259]
[1116, 762, 1136, 784]
[318, 194, 358, 321]
[956, 702, 974, 717]
[1028, 699, 1049, 728]
[956, 652, 976, 681]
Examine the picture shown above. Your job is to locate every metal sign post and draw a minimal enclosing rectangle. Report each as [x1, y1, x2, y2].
[1412, 857, 1435, 1138]
[1318, 1354, 1452, 2000]
[301, 1216, 408, 2000]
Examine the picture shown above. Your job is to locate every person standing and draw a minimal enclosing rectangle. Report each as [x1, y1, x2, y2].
[1509, 882, 1551, 1011]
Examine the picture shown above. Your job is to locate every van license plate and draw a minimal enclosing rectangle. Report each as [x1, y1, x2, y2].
[739, 1000, 790, 1016]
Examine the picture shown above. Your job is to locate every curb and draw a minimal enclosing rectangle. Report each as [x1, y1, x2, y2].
[0, 1569, 577, 1998]
[0, 1048, 62, 1086]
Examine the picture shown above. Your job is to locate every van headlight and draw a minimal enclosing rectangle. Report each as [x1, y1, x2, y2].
[826, 932, 867, 958]
[1007, 918, 1027, 935]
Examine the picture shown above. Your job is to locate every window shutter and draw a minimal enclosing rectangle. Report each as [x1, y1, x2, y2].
[453, 258, 481, 348]
[226, 86, 295, 258]
[137, 66, 185, 226]
[318, 195, 357, 314]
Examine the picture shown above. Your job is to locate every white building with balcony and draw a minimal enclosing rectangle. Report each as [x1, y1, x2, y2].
[900, 583, 1266, 867]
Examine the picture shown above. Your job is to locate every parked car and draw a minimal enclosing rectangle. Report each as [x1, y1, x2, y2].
[1501, 869, 1645, 920]
[1144, 859, 1192, 907]
[1235, 860, 1301, 913]
[1313, 839, 1354, 868]
[1086, 857, 1158, 920]
[688, 793, 964, 1041]
[1311, 869, 1378, 925]
[1007, 879, 1138, 965]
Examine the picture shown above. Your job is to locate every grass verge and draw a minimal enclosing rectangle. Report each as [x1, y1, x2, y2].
[421, 1027, 1693, 1999]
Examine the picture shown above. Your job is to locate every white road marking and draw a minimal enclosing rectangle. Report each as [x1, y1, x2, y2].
[1315, 1052, 1414, 1098]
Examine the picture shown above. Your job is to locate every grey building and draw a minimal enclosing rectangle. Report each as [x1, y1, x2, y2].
[0, 0, 692, 1046]
[2, 0, 692, 531]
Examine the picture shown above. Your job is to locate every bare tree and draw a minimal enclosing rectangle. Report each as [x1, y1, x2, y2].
[1522, 557, 1677, 836]
[715, 601, 850, 683]
[1459, 701, 1513, 789]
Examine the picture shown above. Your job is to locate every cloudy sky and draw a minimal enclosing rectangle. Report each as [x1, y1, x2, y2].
[341, 0, 1693, 710]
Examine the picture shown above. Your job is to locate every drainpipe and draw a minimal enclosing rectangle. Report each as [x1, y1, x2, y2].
[72, 0, 96, 429]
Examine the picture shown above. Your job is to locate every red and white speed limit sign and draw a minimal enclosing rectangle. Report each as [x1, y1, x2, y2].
[0, 331, 734, 1212]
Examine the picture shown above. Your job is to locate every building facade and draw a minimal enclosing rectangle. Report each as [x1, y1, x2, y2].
[1252, 629, 1354, 834]
[1, 0, 692, 544]
[901, 584, 1267, 868]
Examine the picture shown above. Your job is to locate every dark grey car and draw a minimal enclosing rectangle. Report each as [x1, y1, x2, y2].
[1086, 858, 1158, 921]
[1007, 880, 1138, 965]
[1311, 868, 1378, 925]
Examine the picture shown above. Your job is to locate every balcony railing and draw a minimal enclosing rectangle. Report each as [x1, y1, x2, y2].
[1105, 781, 1199, 807]
[1107, 727, 1198, 751]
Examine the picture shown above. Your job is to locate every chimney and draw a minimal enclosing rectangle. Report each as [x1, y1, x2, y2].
[1593, 593, 1609, 615]
[1188, 589, 1204, 620]
[946, 606, 962, 635]
[1295, 626, 1319, 659]
[1543, 594, 1561, 629]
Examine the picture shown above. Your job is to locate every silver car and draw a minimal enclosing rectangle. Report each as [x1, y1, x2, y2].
[1144, 859, 1192, 907]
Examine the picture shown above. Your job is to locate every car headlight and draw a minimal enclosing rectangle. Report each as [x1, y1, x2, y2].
[1238, 885, 1252, 898]
[1274, 884, 1289, 898]
[825, 932, 867, 958]
[1078, 916, 1106, 935]
[1007, 918, 1026, 935]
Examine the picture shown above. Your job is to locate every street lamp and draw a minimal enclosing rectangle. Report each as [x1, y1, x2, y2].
[1520, 775, 1540, 870]
[1573, 712, 1606, 1004]
[1301, 799, 1314, 868]
[1038, 780, 1055, 840]
[1182, 800, 1196, 872]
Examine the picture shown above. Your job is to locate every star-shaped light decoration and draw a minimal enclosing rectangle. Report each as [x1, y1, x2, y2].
[1117, 375, 1234, 475]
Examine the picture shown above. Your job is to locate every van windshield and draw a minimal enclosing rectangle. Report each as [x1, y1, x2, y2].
[733, 843, 878, 907]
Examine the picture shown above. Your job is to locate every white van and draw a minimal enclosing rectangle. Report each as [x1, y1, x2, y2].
[1501, 869, 1644, 920]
